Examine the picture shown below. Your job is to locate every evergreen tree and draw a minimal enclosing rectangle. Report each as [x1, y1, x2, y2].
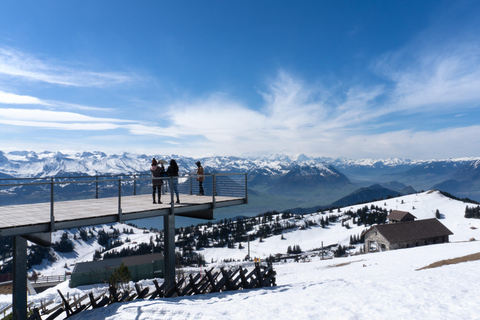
[54, 233, 74, 253]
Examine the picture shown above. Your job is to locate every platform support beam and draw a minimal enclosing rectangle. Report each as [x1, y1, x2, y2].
[163, 211, 176, 292]
[13, 236, 27, 320]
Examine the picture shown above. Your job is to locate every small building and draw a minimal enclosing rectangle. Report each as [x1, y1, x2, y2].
[387, 210, 416, 223]
[364, 218, 453, 253]
[70, 253, 164, 288]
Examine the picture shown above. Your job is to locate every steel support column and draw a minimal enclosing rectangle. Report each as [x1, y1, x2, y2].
[13, 236, 27, 320]
[163, 213, 176, 293]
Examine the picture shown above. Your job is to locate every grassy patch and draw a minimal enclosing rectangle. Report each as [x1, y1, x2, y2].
[417, 252, 480, 271]
[326, 259, 365, 268]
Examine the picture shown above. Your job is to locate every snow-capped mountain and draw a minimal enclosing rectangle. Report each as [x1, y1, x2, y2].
[1, 150, 478, 179]
[2, 151, 480, 205]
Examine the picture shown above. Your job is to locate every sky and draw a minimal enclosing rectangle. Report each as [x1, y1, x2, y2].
[1, 1, 480, 160]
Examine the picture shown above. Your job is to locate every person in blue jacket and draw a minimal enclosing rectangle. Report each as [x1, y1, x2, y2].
[166, 159, 180, 204]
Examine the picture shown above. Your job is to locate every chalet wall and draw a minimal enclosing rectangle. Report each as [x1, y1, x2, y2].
[388, 236, 449, 250]
[364, 230, 391, 253]
[365, 230, 449, 253]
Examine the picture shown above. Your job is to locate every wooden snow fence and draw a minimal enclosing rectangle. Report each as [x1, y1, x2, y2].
[25, 263, 276, 319]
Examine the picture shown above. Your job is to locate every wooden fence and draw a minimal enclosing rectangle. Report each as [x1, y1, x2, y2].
[23, 263, 276, 320]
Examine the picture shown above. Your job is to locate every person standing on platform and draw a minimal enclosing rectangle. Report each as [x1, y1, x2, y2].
[150, 158, 164, 204]
[196, 161, 205, 195]
[166, 159, 180, 204]
[159, 160, 167, 195]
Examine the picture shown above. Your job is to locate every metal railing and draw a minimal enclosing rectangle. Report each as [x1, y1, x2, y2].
[30, 274, 71, 284]
[0, 172, 247, 200]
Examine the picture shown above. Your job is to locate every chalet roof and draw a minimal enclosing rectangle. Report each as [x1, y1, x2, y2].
[387, 210, 416, 221]
[367, 218, 453, 244]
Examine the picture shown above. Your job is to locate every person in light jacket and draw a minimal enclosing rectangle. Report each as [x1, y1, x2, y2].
[196, 161, 205, 195]
[150, 158, 164, 204]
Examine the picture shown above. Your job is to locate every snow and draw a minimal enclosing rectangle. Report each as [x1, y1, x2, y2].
[1, 190, 480, 319]
[196, 191, 480, 263]
[16, 241, 479, 320]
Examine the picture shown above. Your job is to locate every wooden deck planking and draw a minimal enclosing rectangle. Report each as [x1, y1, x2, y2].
[0, 193, 243, 230]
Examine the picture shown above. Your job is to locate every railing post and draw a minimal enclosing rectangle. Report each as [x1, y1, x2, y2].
[170, 177, 175, 206]
[245, 173, 248, 204]
[118, 179, 122, 223]
[189, 174, 192, 195]
[212, 174, 216, 209]
[133, 175, 137, 195]
[95, 176, 99, 199]
[50, 178, 55, 232]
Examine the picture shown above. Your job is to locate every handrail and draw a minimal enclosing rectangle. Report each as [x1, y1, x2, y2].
[0, 172, 247, 187]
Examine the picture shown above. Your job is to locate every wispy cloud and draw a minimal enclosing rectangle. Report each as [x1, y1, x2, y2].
[0, 90, 48, 105]
[0, 47, 134, 87]
[374, 39, 480, 114]
[0, 108, 136, 131]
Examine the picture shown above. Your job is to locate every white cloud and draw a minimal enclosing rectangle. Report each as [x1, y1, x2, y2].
[0, 120, 121, 131]
[0, 108, 132, 123]
[0, 90, 48, 105]
[0, 47, 133, 87]
[375, 38, 480, 113]
[0, 108, 138, 132]
[336, 125, 480, 159]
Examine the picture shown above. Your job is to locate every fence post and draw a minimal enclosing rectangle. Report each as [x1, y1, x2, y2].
[50, 179, 55, 232]
[118, 179, 122, 223]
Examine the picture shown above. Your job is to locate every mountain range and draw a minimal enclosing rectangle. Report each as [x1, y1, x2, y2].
[1, 151, 480, 215]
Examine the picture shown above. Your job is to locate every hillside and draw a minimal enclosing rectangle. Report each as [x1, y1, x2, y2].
[0, 191, 480, 320]
[1, 189, 478, 276]
[191, 190, 480, 263]
[1, 190, 480, 319]
[70, 241, 480, 320]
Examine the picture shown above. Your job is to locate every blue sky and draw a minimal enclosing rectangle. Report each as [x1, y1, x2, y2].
[1, 1, 480, 159]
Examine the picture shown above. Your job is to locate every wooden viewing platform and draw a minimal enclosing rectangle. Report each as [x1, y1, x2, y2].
[0, 173, 248, 319]
[0, 173, 247, 237]
[0, 193, 245, 237]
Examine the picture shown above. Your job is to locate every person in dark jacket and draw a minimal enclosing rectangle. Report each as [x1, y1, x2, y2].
[150, 158, 164, 204]
[196, 161, 205, 195]
[166, 159, 180, 204]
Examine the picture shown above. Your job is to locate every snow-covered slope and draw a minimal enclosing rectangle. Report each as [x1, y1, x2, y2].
[7, 238, 480, 320]
[1, 190, 480, 319]
[69, 241, 480, 320]
[9, 190, 480, 278]
[192, 190, 480, 263]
